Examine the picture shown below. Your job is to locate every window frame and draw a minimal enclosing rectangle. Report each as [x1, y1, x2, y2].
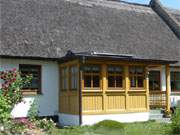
[171, 71, 180, 92]
[60, 67, 69, 91]
[82, 65, 101, 90]
[107, 65, 124, 90]
[19, 64, 42, 94]
[129, 66, 145, 89]
[69, 65, 78, 91]
[149, 71, 161, 91]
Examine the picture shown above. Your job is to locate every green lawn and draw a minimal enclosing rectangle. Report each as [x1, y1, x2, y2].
[51, 120, 170, 135]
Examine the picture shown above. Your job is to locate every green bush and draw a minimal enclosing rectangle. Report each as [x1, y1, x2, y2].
[171, 108, 180, 134]
[93, 120, 125, 129]
[0, 95, 11, 123]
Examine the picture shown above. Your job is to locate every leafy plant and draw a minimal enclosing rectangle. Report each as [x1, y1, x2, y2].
[0, 95, 11, 123]
[28, 98, 39, 121]
[93, 120, 125, 129]
[170, 108, 180, 134]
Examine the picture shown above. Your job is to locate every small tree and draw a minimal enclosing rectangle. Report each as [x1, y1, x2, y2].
[0, 68, 32, 122]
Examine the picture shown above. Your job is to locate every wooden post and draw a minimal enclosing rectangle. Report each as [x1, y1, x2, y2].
[125, 66, 129, 110]
[145, 67, 149, 110]
[102, 64, 107, 112]
[166, 64, 171, 113]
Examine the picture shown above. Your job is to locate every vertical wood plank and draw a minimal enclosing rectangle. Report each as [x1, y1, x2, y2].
[166, 64, 171, 113]
[145, 67, 149, 110]
[102, 64, 107, 112]
[125, 66, 129, 110]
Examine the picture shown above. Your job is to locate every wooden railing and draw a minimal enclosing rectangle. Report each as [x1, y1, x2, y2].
[149, 91, 166, 108]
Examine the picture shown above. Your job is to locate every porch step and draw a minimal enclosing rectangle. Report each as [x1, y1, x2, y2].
[149, 109, 164, 120]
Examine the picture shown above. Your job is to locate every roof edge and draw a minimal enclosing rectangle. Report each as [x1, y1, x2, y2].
[150, 0, 180, 39]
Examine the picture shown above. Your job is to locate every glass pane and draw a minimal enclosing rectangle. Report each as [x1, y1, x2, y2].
[31, 79, 39, 88]
[149, 71, 160, 90]
[84, 66, 91, 73]
[129, 67, 135, 74]
[176, 72, 180, 80]
[130, 76, 136, 87]
[92, 66, 100, 73]
[116, 76, 123, 87]
[71, 76, 77, 89]
[108, 67, 115, 73]
[153, 81, 160, 90]
[136, 67, 143, 74]
[171, 81, 175, 91]
[175, 81, 180, 90]
[84, 75, 91, 87]
[138, 76, 143, 87]
[171, 72, 174, 80]
[115, 67, 123, 74]
[108, 76, 115, 87]
[149, 81, 153, 90]
[93, 75, 100, 87]
[63, 77, 68, 89]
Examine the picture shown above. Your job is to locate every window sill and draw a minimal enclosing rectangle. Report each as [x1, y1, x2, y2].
[22, 90, 41, 96]
[106, 90, 125, 92]
[82, 90, 102, 92]
[171, 91, 180, 95]
[128, 90, 146, 92]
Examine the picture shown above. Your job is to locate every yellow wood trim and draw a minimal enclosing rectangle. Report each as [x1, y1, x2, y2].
[102, 64, 107, 111]
[124, 66, 129, 110]
[145, 67, 149, 110]
[60, 60, 79, 67]
[106, 90, 125, 92]
[22, 90, 38, 96]
[166, 64, 171, 113]
[82, 110, 149, 115]
[84, 60, 162, 66]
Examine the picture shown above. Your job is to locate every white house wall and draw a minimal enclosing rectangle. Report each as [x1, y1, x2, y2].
[149, 66, 180, 107]
[82, 112, 149, 125]
[0, 58, 59, 117]
[170, 67, 180, 108]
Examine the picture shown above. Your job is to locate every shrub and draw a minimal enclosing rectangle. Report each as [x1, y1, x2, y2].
[171, 108, 180, 134]
[0, 95, 11, 123]
[35, 118, 56, 134]
[93, 120, 125, 129]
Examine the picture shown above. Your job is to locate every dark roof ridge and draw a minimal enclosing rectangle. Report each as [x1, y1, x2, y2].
[66, 0, 154, 13]
[150, 0, 180, 39]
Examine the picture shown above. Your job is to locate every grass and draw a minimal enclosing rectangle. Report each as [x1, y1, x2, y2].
[51, 120, 170, 135]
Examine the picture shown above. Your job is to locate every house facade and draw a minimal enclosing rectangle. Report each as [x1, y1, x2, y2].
[0, 0, 180, 126]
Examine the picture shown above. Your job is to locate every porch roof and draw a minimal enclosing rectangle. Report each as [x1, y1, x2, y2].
[0, 0, 179, 66]
[59, 51, 178, 65]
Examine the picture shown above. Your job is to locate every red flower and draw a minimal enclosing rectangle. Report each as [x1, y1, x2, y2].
[12, 68, 16, 72]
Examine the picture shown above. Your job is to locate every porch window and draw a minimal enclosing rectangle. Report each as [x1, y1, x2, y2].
[83, 65, 100, 89]
[129, 66, 144, 88]
[61, 67, 68, 90]
[70, 66, 78, 90]
[19, 64, 41, 93]
[171, 72, 180, 91]
[108, 66, 123, 88]
[149, 71, 161, 91]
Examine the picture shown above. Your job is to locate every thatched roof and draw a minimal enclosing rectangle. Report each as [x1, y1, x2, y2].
[0, 0, 180, 65]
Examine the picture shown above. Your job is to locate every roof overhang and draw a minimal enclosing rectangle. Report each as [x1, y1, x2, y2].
[59, 51, 178, 65]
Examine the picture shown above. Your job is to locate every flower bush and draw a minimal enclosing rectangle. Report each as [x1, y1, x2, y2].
[0, 68, 56, 134]
[0, 69, 32, 124]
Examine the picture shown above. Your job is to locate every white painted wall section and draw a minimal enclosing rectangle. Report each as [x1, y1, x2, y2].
[58, 113, 80, 126]
[82, 112, 149, 125]
[0, 58, 59, 117]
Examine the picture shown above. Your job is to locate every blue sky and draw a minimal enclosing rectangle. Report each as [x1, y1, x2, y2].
[124, 0, 180, 10]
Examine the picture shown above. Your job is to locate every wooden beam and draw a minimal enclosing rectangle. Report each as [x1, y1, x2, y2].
[145, 67, 149, 110]
[102, 64, 107, 112]
[166, 64, 171, 113]
[125, 66, 129, 110]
